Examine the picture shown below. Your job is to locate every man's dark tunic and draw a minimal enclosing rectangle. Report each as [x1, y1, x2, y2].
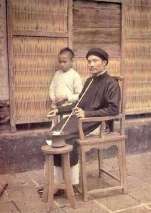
[52, 72, 120, 166]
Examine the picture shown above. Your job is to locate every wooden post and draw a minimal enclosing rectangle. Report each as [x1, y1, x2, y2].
[0, 0, 9, 101]
[7, 0, 16, 131]
[68, 0, 73, 48]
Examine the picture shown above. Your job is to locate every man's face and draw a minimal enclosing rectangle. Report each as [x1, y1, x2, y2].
[58, 53, 72, 72]
[87, 55, 107, 76]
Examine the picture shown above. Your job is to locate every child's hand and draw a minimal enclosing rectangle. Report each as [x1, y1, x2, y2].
[55, 97, 67, 106]
[74, 107, 85, 118]
[47, 109, 58, 118]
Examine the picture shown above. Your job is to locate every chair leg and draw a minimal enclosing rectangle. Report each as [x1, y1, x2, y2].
[80, 147, 88, 201]
[117, 141, 127, 193]
[98, 149, 103, 178]
[121, 140, 127, 193]
[116, 145, 122, 181]
[62, 153, 76, 208]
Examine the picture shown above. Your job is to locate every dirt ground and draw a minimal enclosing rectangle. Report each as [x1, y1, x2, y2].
[1, 152, 151, 213]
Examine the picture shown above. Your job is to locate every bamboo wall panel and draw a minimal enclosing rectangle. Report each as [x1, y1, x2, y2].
[12, 37, 67, 123]
[123, 0, 151, 114]
[8, 0, 70, 127]
[0, 0, 9, 100]
[124, 3, 151, 39]
[11, 0, 68, 35]
[125, 0, 151, 7]
[73, 0, 121, 57]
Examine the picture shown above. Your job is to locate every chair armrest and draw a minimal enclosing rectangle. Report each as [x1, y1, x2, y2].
[79, 113, 124, 123]
[78, 113, 125, 140]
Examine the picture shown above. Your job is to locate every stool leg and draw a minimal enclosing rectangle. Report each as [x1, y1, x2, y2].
[42, 155, 50, 202]
[43, 155, 54, 211]
[47, 155, 55, 211]
[117, 144, 122, 181]
[62, 153, 76, 209]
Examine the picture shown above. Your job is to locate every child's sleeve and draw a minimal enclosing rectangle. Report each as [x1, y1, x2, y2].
[49, 75, 56, 104]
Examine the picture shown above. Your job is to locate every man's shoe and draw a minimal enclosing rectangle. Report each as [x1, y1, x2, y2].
[37, 187, 64, 197]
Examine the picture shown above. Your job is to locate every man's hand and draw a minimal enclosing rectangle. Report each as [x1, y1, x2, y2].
[47, 108, 58, 118]
[74, 107, 85, 118]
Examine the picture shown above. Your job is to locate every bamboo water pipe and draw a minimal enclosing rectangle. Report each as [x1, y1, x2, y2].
[51, 78, 94, 148]
[59, 78, 93, 133]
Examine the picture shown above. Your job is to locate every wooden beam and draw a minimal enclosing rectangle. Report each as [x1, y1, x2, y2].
[120, 2, 127, 116]
[93, 0, 122, 3]
[12, 32, 69, 38]
[68, 0, 73, 48]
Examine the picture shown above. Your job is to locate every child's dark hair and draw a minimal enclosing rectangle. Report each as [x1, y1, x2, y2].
[59, 47, 75, 59]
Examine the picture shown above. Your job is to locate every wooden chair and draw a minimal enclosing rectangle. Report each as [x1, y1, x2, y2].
[77, 76, 127, 201]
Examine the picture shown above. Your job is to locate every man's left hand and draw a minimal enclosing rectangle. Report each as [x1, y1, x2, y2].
[74, 107, 85, 118]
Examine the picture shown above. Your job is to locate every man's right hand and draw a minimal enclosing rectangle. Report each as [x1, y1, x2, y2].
[47, 109, 58, 118]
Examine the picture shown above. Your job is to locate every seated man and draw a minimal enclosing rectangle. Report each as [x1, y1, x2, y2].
[49, 48, 121, 187]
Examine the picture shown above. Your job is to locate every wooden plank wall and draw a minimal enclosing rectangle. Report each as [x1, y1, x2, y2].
[123, 0, 151, 114]
[7, 0, 69, 128]
[73, 0, 121, 79]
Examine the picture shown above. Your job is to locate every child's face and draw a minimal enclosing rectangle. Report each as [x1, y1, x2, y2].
[58, 53, 72, 72]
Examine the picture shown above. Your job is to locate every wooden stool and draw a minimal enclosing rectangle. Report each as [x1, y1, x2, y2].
[41, 144, 76, 210]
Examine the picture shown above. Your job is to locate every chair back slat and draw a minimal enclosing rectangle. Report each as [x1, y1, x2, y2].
[112, 76, 125, 135]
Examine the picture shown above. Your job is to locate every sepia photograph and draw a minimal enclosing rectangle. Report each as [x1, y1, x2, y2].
[0, 0, 151, 212]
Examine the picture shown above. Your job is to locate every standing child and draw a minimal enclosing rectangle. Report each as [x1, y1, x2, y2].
[48, 47, 83, 188]
[49, 47, 83, 108]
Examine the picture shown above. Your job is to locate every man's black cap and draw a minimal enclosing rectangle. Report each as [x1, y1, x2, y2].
[86, 48, 109, 64]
